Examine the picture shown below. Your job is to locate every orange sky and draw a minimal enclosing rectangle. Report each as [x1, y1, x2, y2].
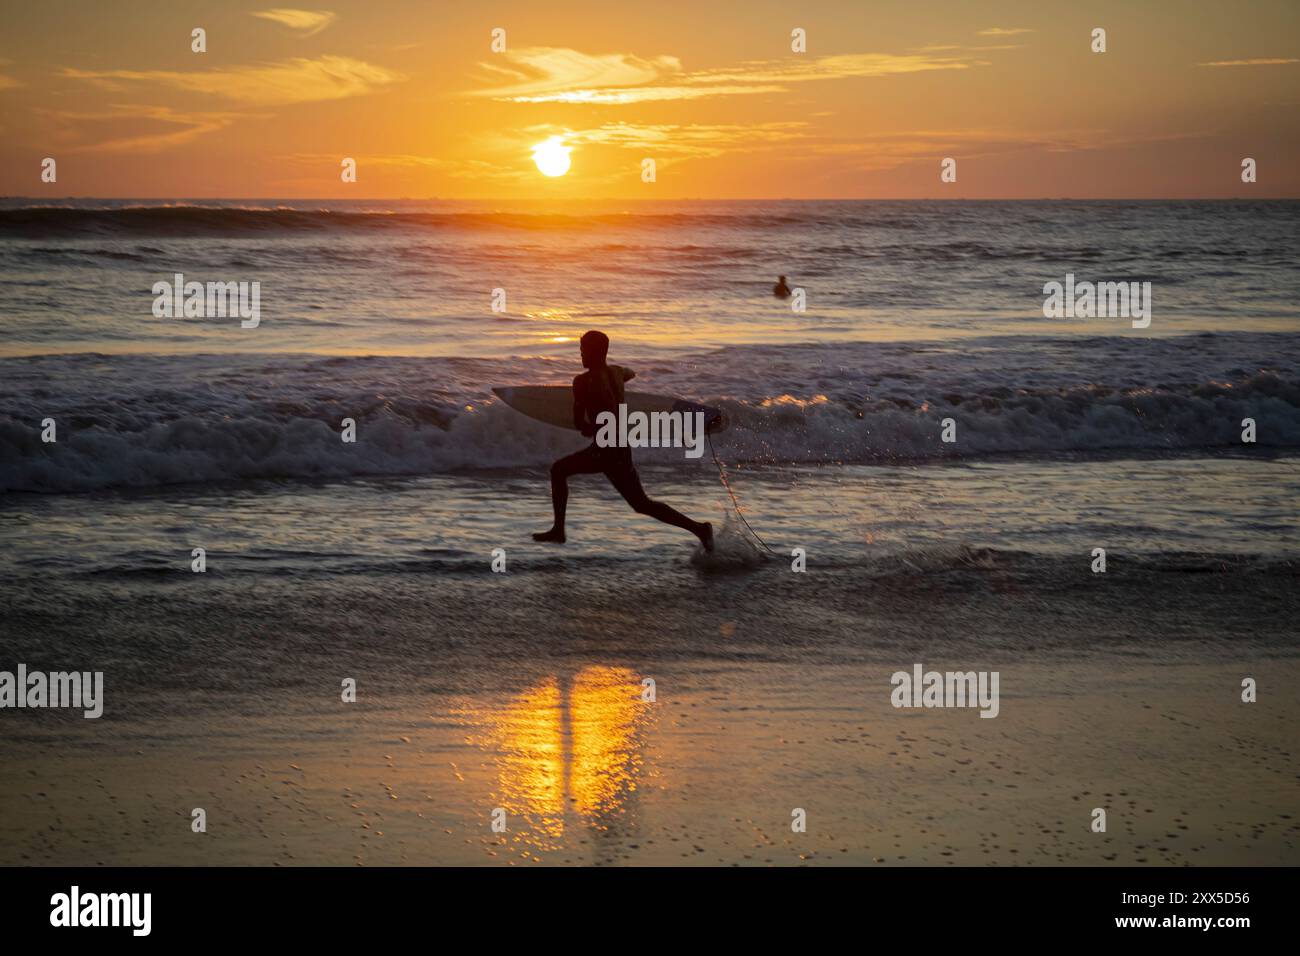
[1, 0, 1297, 198]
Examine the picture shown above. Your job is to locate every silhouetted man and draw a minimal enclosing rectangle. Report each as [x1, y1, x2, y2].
[533, 331, 713, 550]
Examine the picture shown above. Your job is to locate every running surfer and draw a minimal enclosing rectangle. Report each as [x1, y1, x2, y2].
[533, 330, 714, 550]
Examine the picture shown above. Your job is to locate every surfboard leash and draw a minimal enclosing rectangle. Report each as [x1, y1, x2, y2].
[706, 430, 779, 555]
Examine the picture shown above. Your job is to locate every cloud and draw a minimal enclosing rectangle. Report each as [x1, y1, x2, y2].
[1198, 57, 1298, 67]
[61, 55, 402, 106]
[277, 151, 537, 183]
[977, 28, 1034, 37]
[471, 47, 977, 104]
[251, 9, 336, 36]
[53, 104, 245, 153]
[562, 121, 809, 159]
[503, 83, 787, 105]
[474, 49, 682, 100]
[804, 127, 1212, 173]
[914, 42, 1023, 53]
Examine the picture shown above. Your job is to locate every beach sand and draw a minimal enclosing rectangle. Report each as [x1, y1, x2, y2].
[3, 548, 1296, 866]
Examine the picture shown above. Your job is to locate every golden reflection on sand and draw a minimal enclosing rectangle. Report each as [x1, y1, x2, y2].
[477, 665, 650, 853]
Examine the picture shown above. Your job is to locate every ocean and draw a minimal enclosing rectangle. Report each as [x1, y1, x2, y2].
[2, 200, 1298, 865]
[3, 196, 1298, 622]
[2, 199, 1297, 547]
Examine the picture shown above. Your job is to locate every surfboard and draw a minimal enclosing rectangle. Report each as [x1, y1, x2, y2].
[492, 385, 728, 434]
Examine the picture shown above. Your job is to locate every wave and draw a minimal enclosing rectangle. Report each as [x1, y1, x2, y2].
[2, 361, 1296, 492]
[0, 204, 861, 238]
[5, 199, 1294, 240]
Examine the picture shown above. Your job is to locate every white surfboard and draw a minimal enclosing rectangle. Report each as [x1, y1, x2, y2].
[492, 385, 728, 434]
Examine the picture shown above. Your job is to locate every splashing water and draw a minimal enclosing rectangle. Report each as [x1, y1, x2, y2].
[690, 510, 769, 571]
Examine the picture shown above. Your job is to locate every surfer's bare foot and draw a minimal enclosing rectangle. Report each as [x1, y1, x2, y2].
[697, 521, 714, 552]
[533, 528, 566, 544]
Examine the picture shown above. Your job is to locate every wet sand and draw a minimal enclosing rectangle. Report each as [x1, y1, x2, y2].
[3, 563, 1297, 865]
[3, 661, 1297, 866]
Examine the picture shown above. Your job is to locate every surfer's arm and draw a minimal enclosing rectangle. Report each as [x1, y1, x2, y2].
[621, 367, 636, 383]
[572, 375, 595, 436]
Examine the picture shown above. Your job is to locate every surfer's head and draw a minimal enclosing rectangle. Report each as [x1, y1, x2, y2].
[580, 330, 609, 368]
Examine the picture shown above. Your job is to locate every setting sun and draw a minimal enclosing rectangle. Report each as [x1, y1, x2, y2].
[532, 136, 572, 177]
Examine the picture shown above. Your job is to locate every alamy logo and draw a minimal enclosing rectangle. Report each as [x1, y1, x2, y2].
[152, 273, 261, 328]
[50, 886, 151, 936]
[1043, 273, 1151, 328]
[890, 664, 1000, 718]
[594, 404, 706, 459]
[0, 664, 103, 718]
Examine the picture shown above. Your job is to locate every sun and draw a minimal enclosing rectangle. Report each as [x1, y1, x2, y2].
[532, 136, 572, 177]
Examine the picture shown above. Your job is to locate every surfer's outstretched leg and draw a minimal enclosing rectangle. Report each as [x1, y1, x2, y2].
[534, 446, 604, 543]
[608, 464, 713, 551]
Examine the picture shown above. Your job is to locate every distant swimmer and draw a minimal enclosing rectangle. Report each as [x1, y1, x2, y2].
[532, 330, 714, 551]
[773, 275, 792, 299]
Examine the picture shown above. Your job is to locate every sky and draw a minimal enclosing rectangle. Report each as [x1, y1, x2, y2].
[1, 0, 1297, 199]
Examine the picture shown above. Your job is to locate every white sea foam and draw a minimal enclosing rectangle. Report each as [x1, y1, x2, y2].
[2, 335, 1297, 492]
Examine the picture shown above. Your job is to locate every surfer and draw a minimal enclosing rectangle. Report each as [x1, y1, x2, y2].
[773, 275, 792, 299]
[533, 330, 714, 551]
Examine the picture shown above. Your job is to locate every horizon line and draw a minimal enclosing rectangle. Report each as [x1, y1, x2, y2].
[4, 195, 1297, 203]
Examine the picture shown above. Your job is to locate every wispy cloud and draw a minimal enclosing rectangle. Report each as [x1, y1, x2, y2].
[471, 47, 977, 104]
[562, 121, 809, 159]
[914, 42, 1024, 53]
[1198, 57, 1298, 67]
[251, 9, 336, 37]
[61, 55, 402, 106]
[807, 127, 1211, 172]
[55, 104, 246, 153]
[475, 48, 682, 99]
[977, 28, 1034, 37]
[277, 151, 537, 184]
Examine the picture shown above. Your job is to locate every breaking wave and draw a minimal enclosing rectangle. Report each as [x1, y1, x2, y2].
[3, 338, 1297, 493]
